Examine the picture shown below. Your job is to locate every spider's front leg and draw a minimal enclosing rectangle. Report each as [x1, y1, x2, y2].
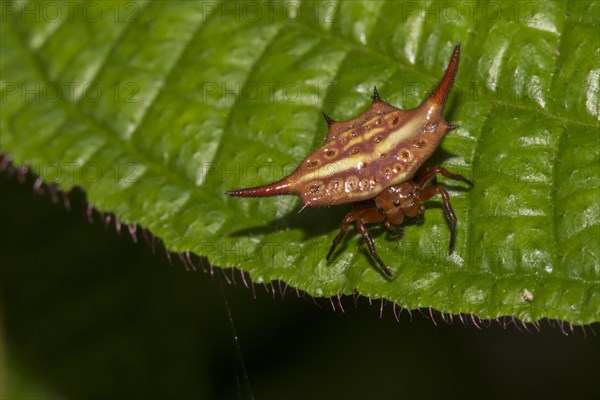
[417, 185, 458, 253]
[327, 207, 391, 277]
[413, 166, 472, 253]
[415, 166, 473, 188]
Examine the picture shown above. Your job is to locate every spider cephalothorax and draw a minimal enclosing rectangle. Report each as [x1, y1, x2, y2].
[227, 43, 472, 277]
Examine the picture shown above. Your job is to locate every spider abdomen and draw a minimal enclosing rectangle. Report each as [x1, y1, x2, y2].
[227, 44, 461, 208]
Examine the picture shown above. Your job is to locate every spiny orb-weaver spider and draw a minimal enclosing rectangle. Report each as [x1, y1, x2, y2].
[227, 43, 472, 277]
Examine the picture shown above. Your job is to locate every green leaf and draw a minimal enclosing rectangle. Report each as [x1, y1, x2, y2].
[1, 0, 599, 325]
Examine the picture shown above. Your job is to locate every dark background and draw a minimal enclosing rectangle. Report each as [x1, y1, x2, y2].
[1, 169, 599, 400]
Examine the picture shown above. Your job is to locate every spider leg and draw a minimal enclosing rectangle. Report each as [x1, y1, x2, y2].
[327, 208, 391, 277]
[355, 214, 392, 277]
[327, 212, 357, 261]
[415, 166, 472, 188]
[417, 185, 457, 253]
